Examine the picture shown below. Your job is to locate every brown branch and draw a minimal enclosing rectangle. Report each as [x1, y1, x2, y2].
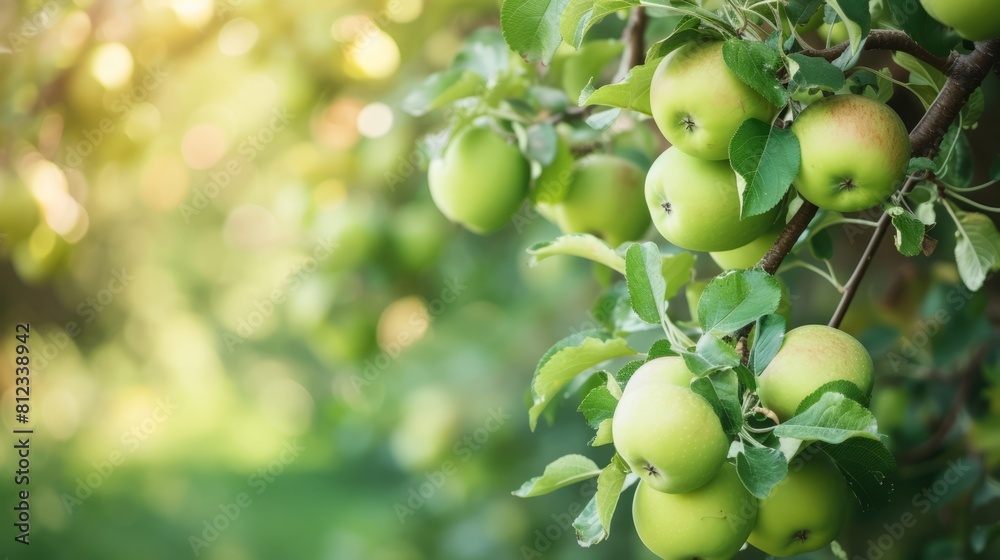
[800, 29, 958, 76]
[898, 348, 987, 466]
[828, 38, 1000, 329]
[613, 7, 648, 83]
[758, 201, 819, 275]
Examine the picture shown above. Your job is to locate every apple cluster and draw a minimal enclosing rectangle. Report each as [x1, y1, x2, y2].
[616, 324, 876, 559]
[645, 38, 910, 265]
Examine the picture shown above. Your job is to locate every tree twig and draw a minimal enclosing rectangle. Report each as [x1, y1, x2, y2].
[613, 7, 648, 83]
[898, 348, 988, 466]
[828, 38, 1000, 329]
[800, 29, 958, 76]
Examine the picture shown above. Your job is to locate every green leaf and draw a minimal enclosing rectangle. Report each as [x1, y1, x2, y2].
[585, 108, 621, 130]
[402, 70, 485, 116]
[721, 39, 787, 108]
[953, 211, 1000, 291]
[809, 229, 834, 261]
[645, 21, 707, 60]
[452, 28, 512, 80]
[529, 330, 636, 430]
[591, 418, 614, 446]
[580, 57, 660, 115]
[816, 438, 895, 511]
[614, 359, 646, 387]
[787, 53, 846, 92]
[729, 118, 800, 218]
[647, 339, 677, 360]
[749, 314, 785, 375]
[578, 385, 618, 428]
[574, 458, 635, 546]
[698, 269, 783, 335]
[774, 392, 880, 444]
[625, 242, 668, 325]
[885, 205, 927, 258]
[886, 0, 960, 58]
[501, 0, 573, 64]
[786, 0, 826, 27]
[907, 157, 938, 174]
[513, 454, 603, 497]
[683, 334, 741, 377]
[824, 0, 872, 56]
[527, 234, 627, 273]
[736, 445, 788, 499]
[794, 380, 870, 417]
[662, 251, 696, 300]
[691, 368, 743, 435]
[972, 523, 1000, 554]
[561, 0, 637, 48]
[521, 122, 559, 166]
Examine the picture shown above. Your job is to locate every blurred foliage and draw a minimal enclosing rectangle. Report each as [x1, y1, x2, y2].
[0, 0, 997, 559]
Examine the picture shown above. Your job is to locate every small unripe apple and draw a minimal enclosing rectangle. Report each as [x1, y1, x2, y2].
[645, 147, 781, 252]
[748, 452, 850, 557]
[633, 463, 758, 560]
[614, 357, 729, 494]
[710, 222, 783, 270]
[650, 40, 777, 161]
[429, 126, 529, 234]
[757, 325, 875, 421]
[920, 0, 1000, 41]
[546, 154, 651, 247]
[818, 22, 850, 45]
[792, 94, 910, 213]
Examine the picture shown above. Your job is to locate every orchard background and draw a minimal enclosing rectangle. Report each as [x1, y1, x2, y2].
[0, 0, 998, 559]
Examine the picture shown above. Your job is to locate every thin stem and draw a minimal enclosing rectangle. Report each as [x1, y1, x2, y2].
[781, 261, 844, 292]
[945, 179, 998, 193]
[807, 217, 880, 238]
[947, 191, 1000, 214]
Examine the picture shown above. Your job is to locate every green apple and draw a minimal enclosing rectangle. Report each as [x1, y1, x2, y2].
[547, 154, 650, 247]
[650, 40, 777, 161]
[613, 358, 729, 494]
[429, 126, 529, 234]
[645, 147, 781, 252]
[818, 22, 850, 45]
[748, 452, 849, 557]
[757, 325, 875, 420]
[793, 6, 825, 33]
[921, 0, 1000, 41]
[627, 356, 695, 390]
[792, 94, 910, 213]
[634, 463, 758, 560]
[710, 222, 783, 270]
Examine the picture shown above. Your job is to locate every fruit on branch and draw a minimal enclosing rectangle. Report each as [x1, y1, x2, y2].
[650, 40, 778, 161]
[626, 356, 695, 389]
[791, 6, 825, 34]
[710, 222, 783, 270]
[757, 325, 875, 421]
[920, 0, 1000, 41]
[791, 94, 910, 213]
[633, 463, 758, 560]
[542, 154, 650, 247]
[818, 22, 850, 45]
[645, 147, 781, 252]
[613, 356, 729, 494]
[748, 452, 850, 557]
[429, 126, 529, 234]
